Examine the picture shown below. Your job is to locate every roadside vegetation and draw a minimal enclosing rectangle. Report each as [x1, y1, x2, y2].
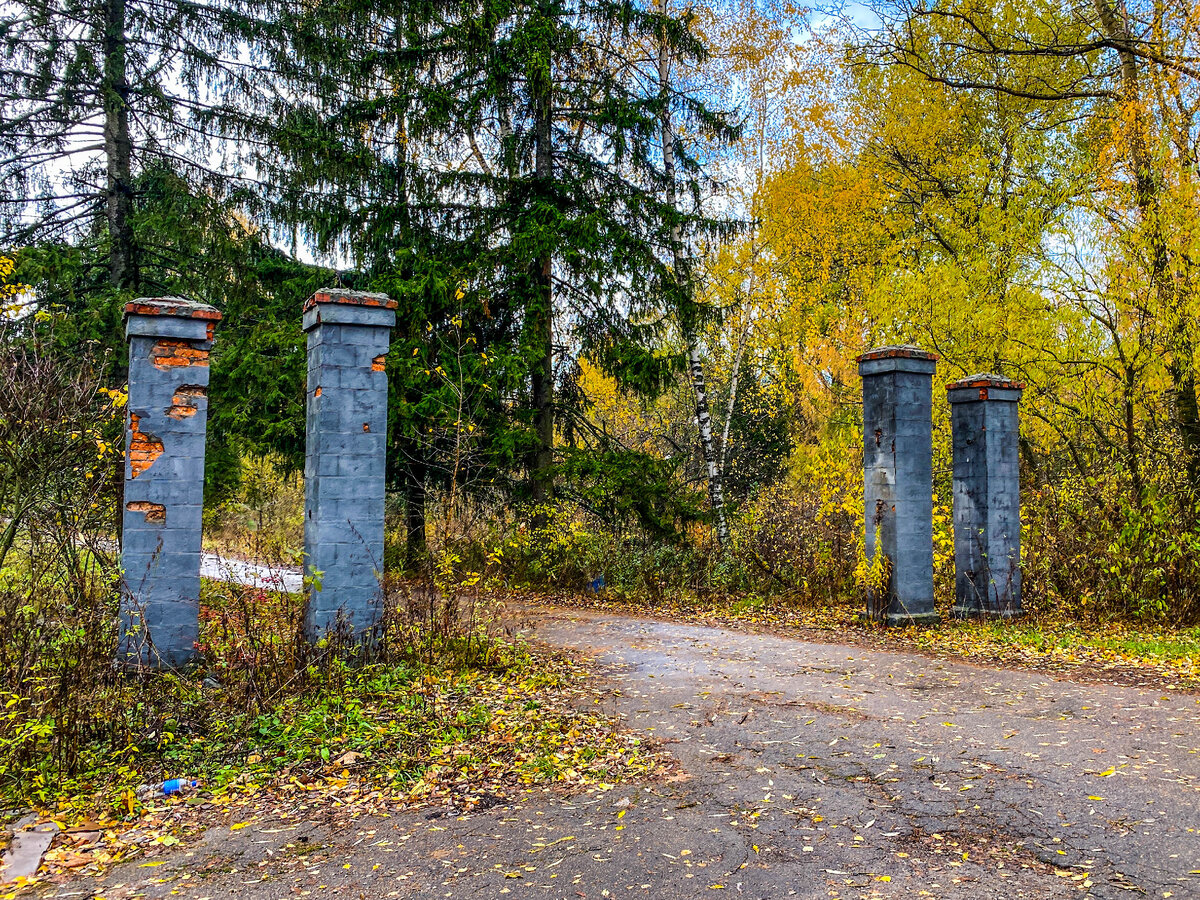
[0, 312, 661, 882]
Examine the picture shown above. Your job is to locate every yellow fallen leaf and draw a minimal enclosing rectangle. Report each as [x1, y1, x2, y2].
[139, 861, 166, 867]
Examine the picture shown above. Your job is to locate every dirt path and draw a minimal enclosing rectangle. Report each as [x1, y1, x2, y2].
[50, 607, 1200, 899]
[199, 553, 302, 593]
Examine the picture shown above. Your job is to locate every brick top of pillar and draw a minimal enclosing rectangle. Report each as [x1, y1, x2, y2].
[947, 372, 1024, 403]
[303, 288, 396, 332]
[857, 345, 938, 377]
[124, 297, 222, 322]
[946, 373, 1024, 391]
[856, 345, 938, 363]
[303, 289, 398, 313]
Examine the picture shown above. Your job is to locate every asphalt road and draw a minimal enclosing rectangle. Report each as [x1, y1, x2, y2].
[48, 607, 1200, 899]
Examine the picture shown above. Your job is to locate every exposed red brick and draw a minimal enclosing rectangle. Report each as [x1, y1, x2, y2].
[124, 300, 222, 321]
[371, 355, 386, 372]
[303, 289, 398, 312]
[856, 346, 939, 363]
[166, 385, 206, 419]
[128, 414, 164, 478]
[126, 500, 166, 523]
[314, 386, 322, 397]
[945, 374, 1024, 391]
[151, 339, 209, 369]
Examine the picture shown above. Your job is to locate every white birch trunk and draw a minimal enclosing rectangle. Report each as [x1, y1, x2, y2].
[658, 19, 730, 549]
[719, 315, 751, 478]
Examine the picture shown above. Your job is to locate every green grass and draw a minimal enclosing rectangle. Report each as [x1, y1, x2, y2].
[1038, 623, 1200, 662]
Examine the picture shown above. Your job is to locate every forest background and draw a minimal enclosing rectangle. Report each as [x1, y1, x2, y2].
[3, 0, 1200, 817]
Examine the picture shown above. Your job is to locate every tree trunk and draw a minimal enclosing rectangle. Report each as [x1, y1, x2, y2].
[688, 342, 730, 546]
[529, 9, 555, 514]
[389, 57, 427, 571]
[719, 314, 750, 478]
[102, 0, 136, 291]
[0, 504, 25, 572]
[658, 18, 730, 548]
[1094, 0, 1200, 498]
[404, 447, 428, 572]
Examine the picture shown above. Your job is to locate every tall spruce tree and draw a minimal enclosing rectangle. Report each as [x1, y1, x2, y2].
[458, 0, 737, 515]
[0, 0, 282, 298]
[258, 0, 736, 543]
[248, 0, 524, 567]
[1, 0, 335, 500]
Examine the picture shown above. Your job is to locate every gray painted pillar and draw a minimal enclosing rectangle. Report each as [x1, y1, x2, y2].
[303, 289, 395, 642]
[858, 346, 938, 625]
[120, 298, 221, 667]
[948, 374, 1024, 618]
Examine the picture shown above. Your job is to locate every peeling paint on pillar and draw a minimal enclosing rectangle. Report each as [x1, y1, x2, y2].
[857, 346, 939, 626]
[120, 297, 221, 667]
[302, 289, 396, 642]
[948, 374, 1024, 618]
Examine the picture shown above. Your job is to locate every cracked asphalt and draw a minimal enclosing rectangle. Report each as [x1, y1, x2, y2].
[49, 607, 1200, 899]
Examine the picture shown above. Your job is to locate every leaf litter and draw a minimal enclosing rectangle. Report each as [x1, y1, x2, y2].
[0, 648, 667, 894]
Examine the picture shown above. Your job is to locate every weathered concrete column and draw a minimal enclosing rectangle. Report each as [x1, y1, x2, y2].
[858, 346, 938, 625]
[948, 374, 1024, 618]
[120, 298, 221, 667]
[303, 289, 395, 642]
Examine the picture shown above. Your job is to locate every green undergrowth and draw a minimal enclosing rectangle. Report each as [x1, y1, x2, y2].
[34, 648, 655, 821]
[1, 577, 660, 823]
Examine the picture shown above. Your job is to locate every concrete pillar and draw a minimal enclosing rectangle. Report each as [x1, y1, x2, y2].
[947, 374, 1023, 618]
[858, 346, 938, 625]
[120, 298, 221, 667]
[303, 289, 395, 642]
